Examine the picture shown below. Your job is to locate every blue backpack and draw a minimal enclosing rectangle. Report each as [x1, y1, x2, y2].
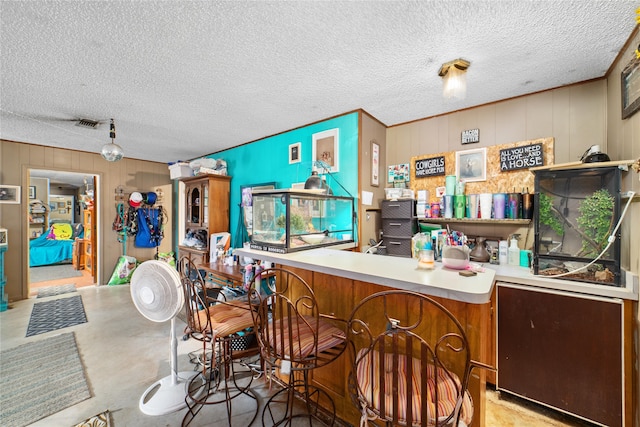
[135, 208, 163, 248]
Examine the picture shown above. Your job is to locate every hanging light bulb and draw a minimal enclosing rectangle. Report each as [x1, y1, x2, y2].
[101, 118, 124, 161]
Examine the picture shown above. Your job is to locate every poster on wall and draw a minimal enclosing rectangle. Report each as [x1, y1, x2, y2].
[414, 156, 445, 178]
[499, 143, 543, 171]
[388, 164, 410, 183]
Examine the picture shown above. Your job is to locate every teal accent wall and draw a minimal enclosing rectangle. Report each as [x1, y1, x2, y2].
[208, 112, 359, 248]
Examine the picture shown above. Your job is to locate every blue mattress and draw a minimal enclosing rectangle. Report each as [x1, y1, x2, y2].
[29, 233, 74, 267]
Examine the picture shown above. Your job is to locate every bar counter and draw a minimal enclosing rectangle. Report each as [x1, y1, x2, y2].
[236, 247, 496, 304]
[236, 247, 495, 427]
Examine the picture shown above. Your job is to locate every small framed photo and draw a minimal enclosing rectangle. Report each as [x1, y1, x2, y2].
[371, 140, 380, 187]
[289, 142, 301, 164]
[622, 57, 640, 120]
[29, 186, 36, 199]
[312, 128, 339, 173]
[456, 147, 486, 182]
[0, 185, 20, 204]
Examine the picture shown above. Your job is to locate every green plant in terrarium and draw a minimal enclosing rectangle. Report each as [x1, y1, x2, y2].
[538, 193, 564, 236]
[576, 189, 614, 258]
[275, 213, 307, 232]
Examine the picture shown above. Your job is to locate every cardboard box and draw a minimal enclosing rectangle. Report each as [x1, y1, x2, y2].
[169, 163, 193, 180]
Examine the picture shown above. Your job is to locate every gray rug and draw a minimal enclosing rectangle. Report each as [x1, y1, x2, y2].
[37, 283, 77, 298]
[30, 263, 82, 283]
[0, 332, 91, 427]
[26, 295, 87, 337]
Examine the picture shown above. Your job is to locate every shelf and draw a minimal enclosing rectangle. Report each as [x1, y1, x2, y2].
[418, 218, 531, 225]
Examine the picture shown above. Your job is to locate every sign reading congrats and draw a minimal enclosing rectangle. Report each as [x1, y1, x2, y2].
[500, 143, 543, 171]
[415, 156, 445, 177]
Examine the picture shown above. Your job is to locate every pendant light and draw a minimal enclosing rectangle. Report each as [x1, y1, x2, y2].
[438, 59, 470, 100]
[101, 118, 124, 162]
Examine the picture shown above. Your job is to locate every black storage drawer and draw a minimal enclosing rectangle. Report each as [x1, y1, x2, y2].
[384, 237, 412, 257]
[381, 200, 415, 219]
[382, 218, 418, 237]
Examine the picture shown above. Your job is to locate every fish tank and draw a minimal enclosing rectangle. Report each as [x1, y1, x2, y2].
[250, 189, 355, 253]
[533, 166, 622, 286]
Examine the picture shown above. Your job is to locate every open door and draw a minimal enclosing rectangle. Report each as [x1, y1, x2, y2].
[27, 170, 99, 296]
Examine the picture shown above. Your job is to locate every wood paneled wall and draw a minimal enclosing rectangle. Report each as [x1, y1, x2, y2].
[0, 140, 173, 301]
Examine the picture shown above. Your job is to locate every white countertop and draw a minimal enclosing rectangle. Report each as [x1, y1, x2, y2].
[236, 247, 639, 302]
[236, 247, 496, 304]
[486, 263, 638, 301]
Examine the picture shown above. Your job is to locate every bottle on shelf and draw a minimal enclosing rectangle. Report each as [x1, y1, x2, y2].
[508, 234, 521, 266]
[499, 240, 509, 265]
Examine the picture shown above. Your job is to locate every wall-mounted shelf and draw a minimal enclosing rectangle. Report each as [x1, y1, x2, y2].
[418, 218, 531, 225]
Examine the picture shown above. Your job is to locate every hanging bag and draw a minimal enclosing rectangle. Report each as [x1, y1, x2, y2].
[135, 208, 162, 248]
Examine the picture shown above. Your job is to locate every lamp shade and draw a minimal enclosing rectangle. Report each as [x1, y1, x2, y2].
[442, 65, 467, 100]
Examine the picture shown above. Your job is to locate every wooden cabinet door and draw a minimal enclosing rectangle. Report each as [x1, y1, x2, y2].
[497, 283, 623, 426]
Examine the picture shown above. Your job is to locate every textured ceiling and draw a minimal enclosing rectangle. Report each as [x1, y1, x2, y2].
[0, 1, 637, 164]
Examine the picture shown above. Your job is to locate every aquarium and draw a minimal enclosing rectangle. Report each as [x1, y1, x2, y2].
[533, 166, 621, 286]
[250, 189, 355, 253]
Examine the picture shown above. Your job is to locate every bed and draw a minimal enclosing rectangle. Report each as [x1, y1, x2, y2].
[29, 222, 84, 267]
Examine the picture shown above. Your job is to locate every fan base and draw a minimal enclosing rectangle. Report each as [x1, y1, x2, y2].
[139, 371, 199, 416]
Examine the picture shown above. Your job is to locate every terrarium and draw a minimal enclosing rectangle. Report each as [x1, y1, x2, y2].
[250, 189, 355, 253]
[533, 166, 621, 286]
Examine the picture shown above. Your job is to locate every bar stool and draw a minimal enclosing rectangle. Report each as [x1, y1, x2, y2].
[178, 256, 259, 426]
[346, 290, 493, 427]
[248, 267, 347, 426]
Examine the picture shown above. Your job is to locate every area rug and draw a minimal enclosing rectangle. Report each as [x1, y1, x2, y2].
[37, 283, 77, 298]
[73, 410, 111, 427]
[30, 263, 82, 283]
[26, 294, 87, 337]
[0, 332, 91, 427]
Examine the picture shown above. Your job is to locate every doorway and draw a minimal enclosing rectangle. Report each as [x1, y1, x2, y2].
[27, 169, 99, 297]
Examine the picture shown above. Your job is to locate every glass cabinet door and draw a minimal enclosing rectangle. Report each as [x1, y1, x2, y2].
[202, 182, 209, 226]
[186, 184, 202, 227]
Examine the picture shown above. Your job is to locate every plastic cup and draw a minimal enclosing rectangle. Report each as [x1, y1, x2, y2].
[522, 193, 534, 219]
[479, 193, 493, 219]
[507, 193, 521, 219]
[454, 195, 466, 218]
[467, 194, 479, 219]
[443, 195, 454, 218]
[493, 193, 506, 219]
[445, 175, 456, 195]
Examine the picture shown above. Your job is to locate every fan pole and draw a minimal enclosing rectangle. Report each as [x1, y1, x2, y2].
[138, 319, 198, 415]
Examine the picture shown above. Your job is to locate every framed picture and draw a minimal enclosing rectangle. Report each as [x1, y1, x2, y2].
[29, 186, 36, 199]
[289, 142, 301, 164]
[387, 163, 410, 184]
[456, 147, 486, 182]
[0, 185, 20, 204]
[58, 209, 67, 214]
[622, 57, 640, 120]
[312, 128, 339, 173]
[371, 140, 380, 187]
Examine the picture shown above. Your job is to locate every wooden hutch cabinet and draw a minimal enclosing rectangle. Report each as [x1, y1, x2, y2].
[178, 174, 231, 265]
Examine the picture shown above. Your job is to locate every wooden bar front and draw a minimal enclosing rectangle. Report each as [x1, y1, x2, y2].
[237, 248, 495, 427]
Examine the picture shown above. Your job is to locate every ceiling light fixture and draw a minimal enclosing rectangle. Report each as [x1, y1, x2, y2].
[438, 58, 470, 100]
[101, 118, 124, 162]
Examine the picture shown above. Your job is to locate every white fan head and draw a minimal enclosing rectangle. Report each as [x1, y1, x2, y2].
[130, 260, 184, 323]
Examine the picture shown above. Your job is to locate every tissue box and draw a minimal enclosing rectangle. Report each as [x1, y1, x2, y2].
[169, 162, 193, 180]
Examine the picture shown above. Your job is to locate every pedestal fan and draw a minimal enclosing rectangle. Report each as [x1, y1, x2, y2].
[130, 260, 199, 415]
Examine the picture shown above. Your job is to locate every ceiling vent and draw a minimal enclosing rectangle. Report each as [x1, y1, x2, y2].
[75, 119, 100, 129]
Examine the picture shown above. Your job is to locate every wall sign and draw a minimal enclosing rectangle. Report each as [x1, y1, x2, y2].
[500, 143, 544, 171]
[415, 156, 445, 178]
[461, 128, 479, 144]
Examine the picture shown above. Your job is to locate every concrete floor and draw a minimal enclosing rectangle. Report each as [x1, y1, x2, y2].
[1, 284, 596, 427]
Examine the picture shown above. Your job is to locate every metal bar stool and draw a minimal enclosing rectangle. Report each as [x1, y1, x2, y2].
[178, 256, 259, 426]
[346, 290, 493, 427]
[248, 267, 347, 426]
